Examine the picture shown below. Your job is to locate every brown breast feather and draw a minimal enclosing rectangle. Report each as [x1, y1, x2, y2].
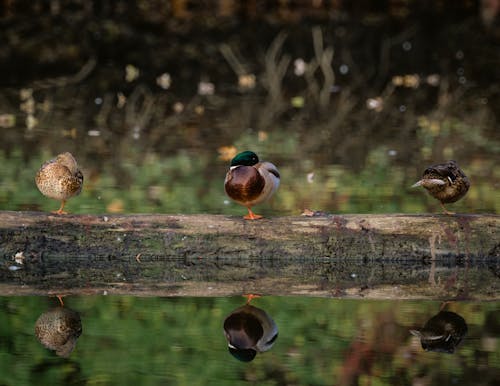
[225, 166, 265, 204]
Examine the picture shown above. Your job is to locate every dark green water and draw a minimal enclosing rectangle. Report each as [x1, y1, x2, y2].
[0, 296, 499, 386]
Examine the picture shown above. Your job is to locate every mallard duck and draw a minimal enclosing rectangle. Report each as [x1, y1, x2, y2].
[35, 152, 83, 214]
[35, 305, 82, 357]
[224, 151, 280, 220]
[410, 310, 467, 353]
[223, 295, 279, 362]
[412, 160, 470, 215]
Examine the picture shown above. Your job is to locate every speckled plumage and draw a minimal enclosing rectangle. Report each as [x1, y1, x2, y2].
[35, 152, 83, 214]
[224, 151, 280, 220]
[413, 160, 470, 214]
[223, 303, 278, 362]
[35, 307, 82, 357]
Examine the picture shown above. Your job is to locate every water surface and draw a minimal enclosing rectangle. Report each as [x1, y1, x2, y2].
[1, 296, 499, 385]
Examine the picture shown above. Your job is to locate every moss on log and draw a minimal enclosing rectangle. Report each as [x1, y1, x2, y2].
[0, 211, 499, 300]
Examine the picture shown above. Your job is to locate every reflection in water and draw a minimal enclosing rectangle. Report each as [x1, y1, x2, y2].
[34, 303, 82, 358]
[410, 310, 468, 353]
[223, 296, 278, 362]
[0, 296, 497, 385]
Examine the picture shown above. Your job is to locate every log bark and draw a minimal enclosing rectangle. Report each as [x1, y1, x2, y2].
[0, 211, 499, 299]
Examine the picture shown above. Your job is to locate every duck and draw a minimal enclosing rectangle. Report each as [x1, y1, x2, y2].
[410, 310, 467, 353]
[224, 151, 280, 220]
[35, 303, 82, 357]
[412, 160, 470, 215]
[35, 152, 83, 214]
[223, 294, 279, 362]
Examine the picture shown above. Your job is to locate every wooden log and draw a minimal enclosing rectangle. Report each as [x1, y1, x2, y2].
[0, 211, 499, 299]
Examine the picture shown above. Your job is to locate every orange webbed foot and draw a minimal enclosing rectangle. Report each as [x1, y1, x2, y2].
[52, 209, 68, 215]
[440, 202, 455, 215]
[244, 208, 263, 220]
[52, 201, 68, 215]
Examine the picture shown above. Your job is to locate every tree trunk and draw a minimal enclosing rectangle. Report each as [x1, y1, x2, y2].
[1, 211, 499, 299]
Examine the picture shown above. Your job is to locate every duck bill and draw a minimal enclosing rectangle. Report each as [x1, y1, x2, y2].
[412, 179, 446, 188]
[410, 329, 445, 341]
[409, 329, 423, 338]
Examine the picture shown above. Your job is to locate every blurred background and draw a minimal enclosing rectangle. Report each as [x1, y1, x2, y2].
[0, 0, 499, 215]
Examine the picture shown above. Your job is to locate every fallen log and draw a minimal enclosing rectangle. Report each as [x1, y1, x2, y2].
[0, 211, 499, 299]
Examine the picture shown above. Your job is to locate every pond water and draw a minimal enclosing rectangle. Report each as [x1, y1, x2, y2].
[1, 296, 499, 386]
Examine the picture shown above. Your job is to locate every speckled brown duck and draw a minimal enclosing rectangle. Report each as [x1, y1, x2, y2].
[35, 306, 82, 357]
[35, 152, 83, 214]
[224, 151, 280, 220]
[412, 160, 470, 215]
[223, 295, 279, 362]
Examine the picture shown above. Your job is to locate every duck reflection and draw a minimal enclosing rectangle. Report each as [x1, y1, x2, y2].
[410, 310, 467, 353]
[223, 294, 278, 362]
[35, 296, 82, 358]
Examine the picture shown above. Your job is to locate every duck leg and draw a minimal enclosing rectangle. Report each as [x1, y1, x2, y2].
[244, 207, 263, 220]
[440, 202, 455, 215]
[56, 295, 65, 307]
[244, 294, 261, 304]
[53, 200, 67, 215]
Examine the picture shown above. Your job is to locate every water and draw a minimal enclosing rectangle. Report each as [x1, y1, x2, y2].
[0, 296, 498, 386]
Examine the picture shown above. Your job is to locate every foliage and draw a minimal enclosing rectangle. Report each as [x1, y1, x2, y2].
[0, 135, 498, 216]
[0, 1, 498, 216]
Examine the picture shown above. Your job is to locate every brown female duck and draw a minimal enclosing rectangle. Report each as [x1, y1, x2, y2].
[224, 151, 280, 220]
[412, 160, 470, 215]
[35, 152, 83, 214]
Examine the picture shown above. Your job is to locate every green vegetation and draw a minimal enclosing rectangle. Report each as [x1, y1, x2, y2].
[0, 0, 498, 217]
[0, 133, 497, 216]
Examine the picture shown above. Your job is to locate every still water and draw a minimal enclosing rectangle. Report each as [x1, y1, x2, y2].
[1, 296, 498, 386]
